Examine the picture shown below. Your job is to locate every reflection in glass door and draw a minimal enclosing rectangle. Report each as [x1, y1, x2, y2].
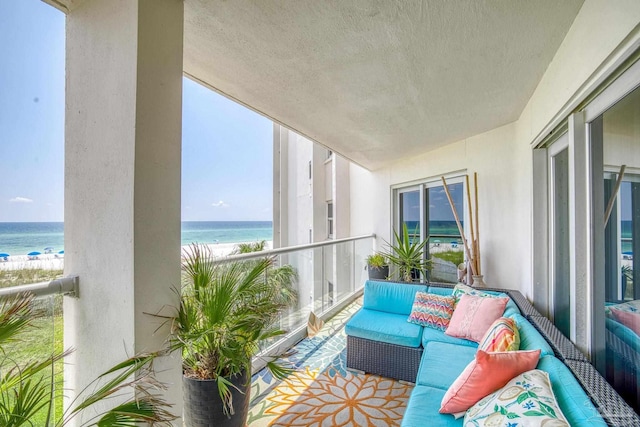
[399, 189, 421, 243]
[590, 84, 640, 411]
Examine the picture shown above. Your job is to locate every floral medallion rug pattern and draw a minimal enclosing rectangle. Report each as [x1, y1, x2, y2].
[247, 299, 414, 427]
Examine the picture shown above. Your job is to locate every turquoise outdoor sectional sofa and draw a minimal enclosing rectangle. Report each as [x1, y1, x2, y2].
[345, 280, 640, 426]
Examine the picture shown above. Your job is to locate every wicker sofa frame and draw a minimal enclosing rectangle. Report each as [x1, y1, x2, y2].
[346, 282, 640, 427]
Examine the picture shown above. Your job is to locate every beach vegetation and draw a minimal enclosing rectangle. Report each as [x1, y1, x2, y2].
[0, 293, 176, 426]
[231, 239, 298, 305]
[0, 268, 63, 289]
[168, 244, 297, 420]
[432, 250, 464, 267]
[233, 240, 267, 254]
[384, 223, 431, 282]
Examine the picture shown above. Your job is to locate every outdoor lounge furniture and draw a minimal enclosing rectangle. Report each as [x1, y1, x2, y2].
[345, 280, 640, 426]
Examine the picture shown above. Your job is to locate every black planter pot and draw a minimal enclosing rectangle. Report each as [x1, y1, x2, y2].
[183, 369, 250, 427]
[368, 265, 389, 280]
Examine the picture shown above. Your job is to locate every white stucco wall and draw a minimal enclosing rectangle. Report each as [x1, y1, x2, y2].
[351, 0, 640, 301]
[65, 0, 183, 422]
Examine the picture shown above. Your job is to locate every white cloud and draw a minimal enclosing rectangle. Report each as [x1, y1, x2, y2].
[212, 200, 229, 208]
[9, 197, 33, 204]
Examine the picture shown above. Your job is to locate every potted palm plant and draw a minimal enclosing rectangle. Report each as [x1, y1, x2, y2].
[366, 252, 389, 280]
[384, 223, 431, 282]
[0, 292, 175, 426]
[170, 244, 296, 427]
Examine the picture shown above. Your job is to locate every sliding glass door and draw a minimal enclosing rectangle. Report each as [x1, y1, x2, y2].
[394, 179, 465, 283]
[589, 83, 640, 411]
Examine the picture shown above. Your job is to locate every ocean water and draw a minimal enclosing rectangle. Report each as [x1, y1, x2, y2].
[0, 221, 273, 256]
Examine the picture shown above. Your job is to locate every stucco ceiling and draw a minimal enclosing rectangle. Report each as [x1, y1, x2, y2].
[48, 0, 584, 170]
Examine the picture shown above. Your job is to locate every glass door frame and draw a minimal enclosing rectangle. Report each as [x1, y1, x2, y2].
[547, 134, 572, 338]
[392, 174, 468, 282]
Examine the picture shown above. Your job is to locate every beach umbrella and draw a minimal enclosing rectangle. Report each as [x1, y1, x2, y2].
[0, 253, 9, 258]
[58, 250, 64, 254]
[44, 247, 54, 254]
[28, 251, 41, 256]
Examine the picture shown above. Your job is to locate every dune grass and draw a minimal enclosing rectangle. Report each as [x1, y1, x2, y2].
[2, 269, 65, 424]
[432, 250, 464, 267]
[0, 267, 64, 289]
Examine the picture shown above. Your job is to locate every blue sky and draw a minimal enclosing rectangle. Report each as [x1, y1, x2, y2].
[0, 0, 273, 223]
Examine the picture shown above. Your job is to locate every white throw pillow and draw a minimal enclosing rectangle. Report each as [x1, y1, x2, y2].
[464, 369, 569, 426]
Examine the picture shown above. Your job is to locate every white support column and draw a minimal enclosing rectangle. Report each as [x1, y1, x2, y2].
[64, 0, 183, 423]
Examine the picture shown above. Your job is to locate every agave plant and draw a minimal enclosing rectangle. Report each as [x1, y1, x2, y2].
[384, 223, 431, 282]
[0, 293, 175, 427]
[170, 244, 297, 416]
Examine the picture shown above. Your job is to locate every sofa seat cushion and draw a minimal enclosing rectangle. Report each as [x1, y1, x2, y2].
[415, 342, 477, 389]
[537, 356, 607, 426]
[422, 326, 478, 348]
[345, 308, 423, 347]
[401, 385, 462, 427]
[511, 313, 554, 356]
[363, 280, 428, 315]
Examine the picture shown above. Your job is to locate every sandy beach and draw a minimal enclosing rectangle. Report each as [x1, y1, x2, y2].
[0, 241, 273, 271]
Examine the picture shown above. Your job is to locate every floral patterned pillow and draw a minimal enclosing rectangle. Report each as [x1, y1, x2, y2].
[605, 300, 640, 318]
[464, 369, 569, 427]
[452, 283, 499, 306]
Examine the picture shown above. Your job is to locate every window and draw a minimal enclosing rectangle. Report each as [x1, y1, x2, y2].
[394, 178, 465, 283]
[327, 202, 334, 239]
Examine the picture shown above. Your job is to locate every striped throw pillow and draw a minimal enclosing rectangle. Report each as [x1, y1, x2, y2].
[478, 317, 520, 352]
[407, 292, 455, 331]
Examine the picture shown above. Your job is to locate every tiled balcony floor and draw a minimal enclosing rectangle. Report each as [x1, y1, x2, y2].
[247, 298, 414, 427]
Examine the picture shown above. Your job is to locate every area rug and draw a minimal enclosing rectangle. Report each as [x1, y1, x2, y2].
[247, 299, 414, 427]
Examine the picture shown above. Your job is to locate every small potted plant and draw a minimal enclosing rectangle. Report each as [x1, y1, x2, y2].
[384, 223, 431, 282]
[366, 252, 389, 280]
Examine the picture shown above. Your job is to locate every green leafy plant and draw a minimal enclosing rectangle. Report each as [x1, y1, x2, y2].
[233, 240, 267, 254]
[169, 244, 297, 416]
[366, 253, 388, 269]
[232, 240, 298, 306]
[384, 223, 431, 282]
[0, 293, 175, 426]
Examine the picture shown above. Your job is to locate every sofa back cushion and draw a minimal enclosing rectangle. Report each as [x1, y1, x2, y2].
[537, 356, 607, 426]
[511, 313, 554, 356]
[363, 280, 428, 315]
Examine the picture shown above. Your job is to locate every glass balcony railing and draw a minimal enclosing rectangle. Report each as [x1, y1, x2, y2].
[210, 234, 375, 371]
[0, 278, 75, 426]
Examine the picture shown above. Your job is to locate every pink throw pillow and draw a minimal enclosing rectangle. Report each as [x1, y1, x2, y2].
[610, 307, 640, 336]
[440, 349, 541, 414]
[445, 294, 509, 342]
